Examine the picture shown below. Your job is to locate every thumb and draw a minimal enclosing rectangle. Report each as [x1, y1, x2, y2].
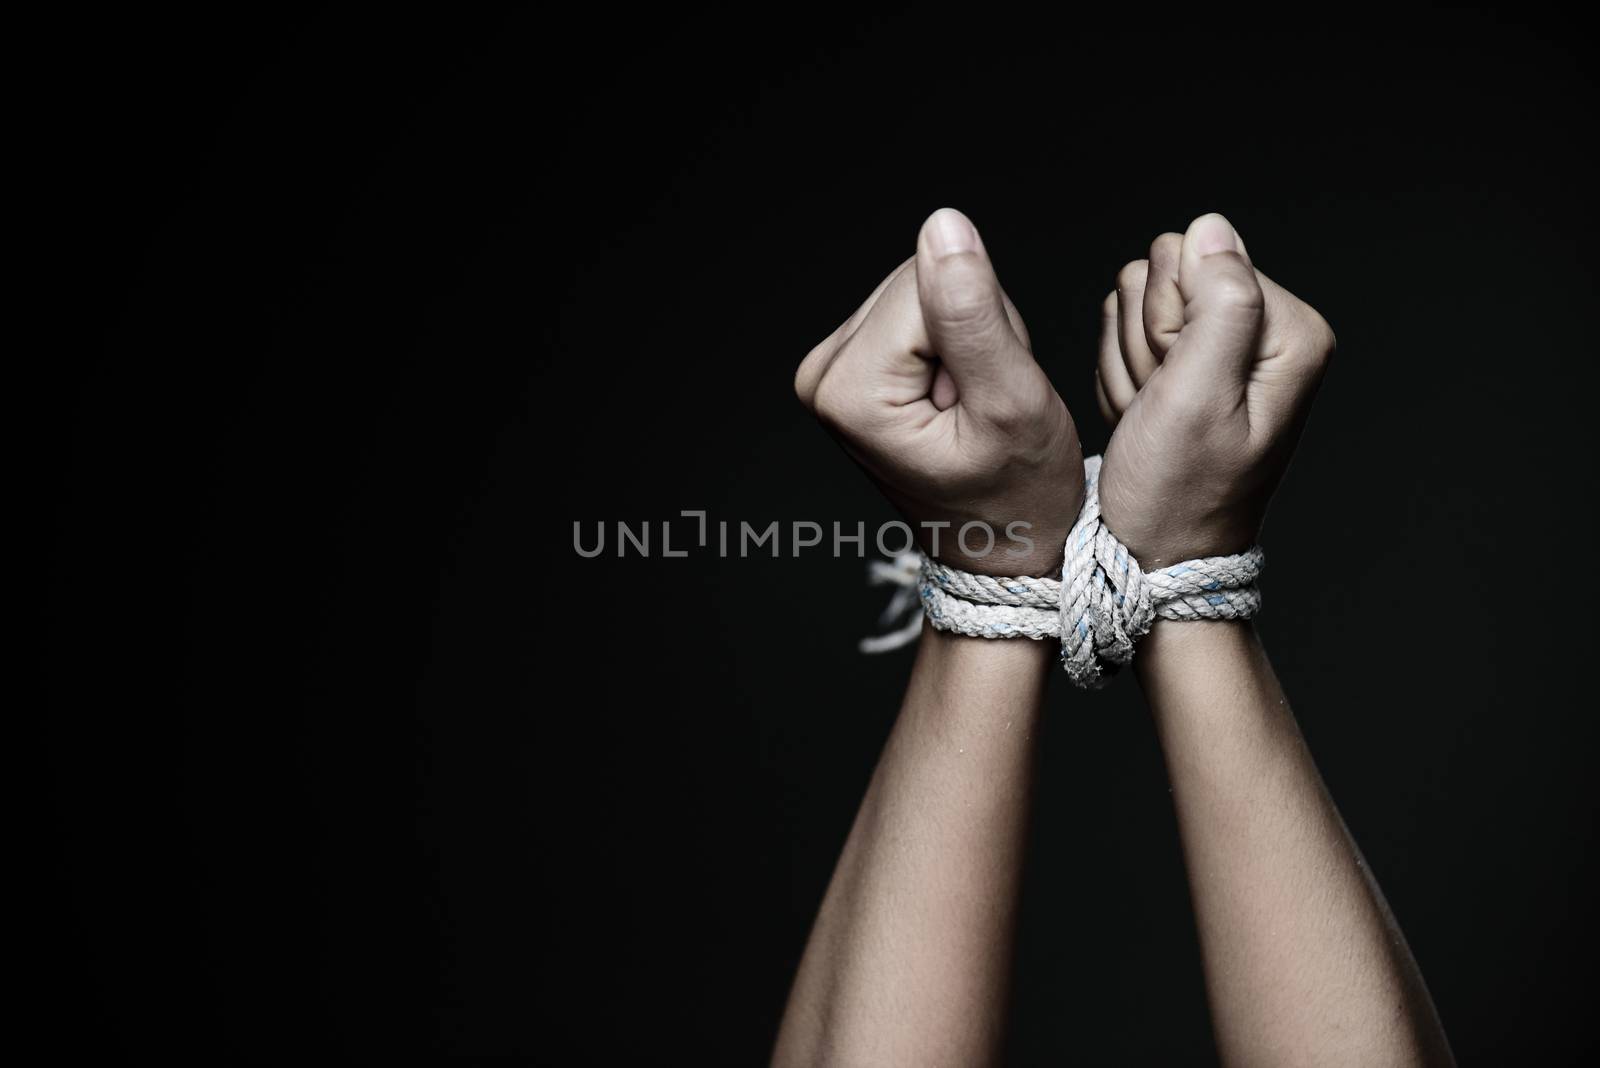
[914, 208, 1033, 408]
[1164, 212, 1264, 395]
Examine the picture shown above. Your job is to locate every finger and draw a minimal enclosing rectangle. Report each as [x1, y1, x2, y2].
[1254, 269, 1337, 383]
[936, 288, 1026, 411]
[914, 208, 1035, 408]
[1095, 369, 1119, 428]
[814, 261, 935, 411]
[1243, 267, 1338, 438]
[794, 257, 914, 406]
[1097, 290, 1137, 415]
[1163, 213, 1264, 394]
[924, 272, 1029, 414]
[1000, 289, 1032, 351]
[1115, 259, 1158, 386]
[1142, 232, 1185, 360]
[841, 256, 916, 344]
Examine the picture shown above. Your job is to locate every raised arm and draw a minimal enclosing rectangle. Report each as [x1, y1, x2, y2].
[773, 209, 1083, 1067]
[1096, 213, 1453, 1066]
[1139, 620, 1451, 1066]
[773, 629, 1052, 1066]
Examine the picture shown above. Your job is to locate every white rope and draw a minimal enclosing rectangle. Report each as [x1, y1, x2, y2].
[860, 455, 1264, 688]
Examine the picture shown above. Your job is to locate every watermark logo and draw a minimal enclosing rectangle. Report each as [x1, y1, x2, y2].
[573, 512, 1036, 559]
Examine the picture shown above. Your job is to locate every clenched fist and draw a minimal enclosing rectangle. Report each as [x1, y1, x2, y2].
[1095, 213, 1336, 568]
[795, 208, 1084, 578]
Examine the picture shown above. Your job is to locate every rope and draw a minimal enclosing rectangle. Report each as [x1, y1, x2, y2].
[860, 455, 1263, 688]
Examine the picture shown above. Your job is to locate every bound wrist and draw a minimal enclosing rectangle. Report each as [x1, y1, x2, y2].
[920, 622, 1056, 678]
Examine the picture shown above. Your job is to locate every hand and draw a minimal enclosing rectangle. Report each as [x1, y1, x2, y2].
[1095, 213, 1336, 567]
[795, 208, 1083, 578]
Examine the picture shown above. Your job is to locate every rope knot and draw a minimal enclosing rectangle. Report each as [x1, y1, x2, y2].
[862, 455, 1264, 689]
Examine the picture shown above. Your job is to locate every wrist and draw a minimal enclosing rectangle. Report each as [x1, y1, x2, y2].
[903, 627, 1054, 740]
[1134, 618, 1258, 686]
[1108, 520, 1261, 572]
[932, 536, 1067, 580]
[919, 622, 1057, 678]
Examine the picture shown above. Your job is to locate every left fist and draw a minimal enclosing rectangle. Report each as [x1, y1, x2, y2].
[795, 208, 1084, 578]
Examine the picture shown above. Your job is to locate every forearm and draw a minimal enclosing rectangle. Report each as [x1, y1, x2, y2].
[772, 625, 1051, 1068]
[1137, 621, 1452, 1067]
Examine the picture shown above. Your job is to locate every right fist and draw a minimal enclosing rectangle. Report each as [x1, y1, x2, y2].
[795, 209, 1084, 578]
[1095, 213, 1336, 568]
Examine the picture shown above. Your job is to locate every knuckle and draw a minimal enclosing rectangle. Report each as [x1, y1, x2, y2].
[1284, 307, 1337, 371]
[1306, 309, 1337, 362]
[927, 255, 1000, 329]
[810, 371, 851, 429]
[794, 340, 834, 408]
[987, 379, 1057, 434]
[983, 393, 1030, 431]
[1101, 290, 1120, 320]
[1209, 273, 1266, 315]
[1116, 259, 1150, 292]
[936, 275, 993, 325]
[1149, 232, 1183, 268]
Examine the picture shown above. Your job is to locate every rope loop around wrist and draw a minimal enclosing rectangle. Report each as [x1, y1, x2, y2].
[861, 455, 1264, 689]
[1058, 455, 1262, 687]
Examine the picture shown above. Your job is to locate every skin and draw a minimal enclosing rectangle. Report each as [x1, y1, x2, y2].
[1136, 621, 1453, 1067]
[775, 209, 1454, 1066]
[1094, 215, 1336, 566]
[793, 207, 1084, 578]
[769, 628, 1051, 1068]
[778, 209, 1079, 1067]
[1101, 215, 1455, 1067]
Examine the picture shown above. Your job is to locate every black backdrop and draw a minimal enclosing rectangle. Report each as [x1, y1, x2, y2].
[43, 8, 1597, 1063]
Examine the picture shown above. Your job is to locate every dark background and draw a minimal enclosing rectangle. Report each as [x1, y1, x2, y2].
[42, 7, 1596, 1063]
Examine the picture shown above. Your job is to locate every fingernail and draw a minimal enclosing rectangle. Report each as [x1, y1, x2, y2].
[1191, 213, 1240, 256]
[928, 208, 979, 259]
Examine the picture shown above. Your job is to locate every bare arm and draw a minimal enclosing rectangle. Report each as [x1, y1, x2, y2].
[777, 207, 1084, 1065]
[1095, 213, 1452, 1065]
[1138, 621, 1452, 1066]
[772, 627, 1050, 1067]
